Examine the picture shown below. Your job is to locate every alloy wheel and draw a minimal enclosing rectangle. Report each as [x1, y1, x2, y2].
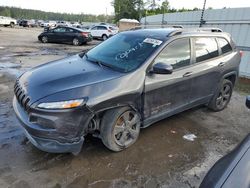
[73, 38, 79, 46]
[42, 36, 48, 43]
[113, 110, 140, 147]
[215, 84, 232, 109]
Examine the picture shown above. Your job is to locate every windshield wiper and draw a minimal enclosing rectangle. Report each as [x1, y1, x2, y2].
[85, 54, 103, 68]
[78, 49, 89, 58]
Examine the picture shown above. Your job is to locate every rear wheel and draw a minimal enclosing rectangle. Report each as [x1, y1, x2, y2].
[102, 34, 108, 41]
[72, 38, 80, 46]
[208, 79, 233, 111]
[10, 22, 14, 28]
[101, 107, 141, 152]
[41, 36, 48, 43]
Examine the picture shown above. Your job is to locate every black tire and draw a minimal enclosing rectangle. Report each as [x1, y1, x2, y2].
[101, 107, 141, 152]
[72, 38, 81, 46]
[102, 34, 108, 41]
[10, 22, 14, 28]
[41, 36, 48, 43]
[208, 79, 233, 112]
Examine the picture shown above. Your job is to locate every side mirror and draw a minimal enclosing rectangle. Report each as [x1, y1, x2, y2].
[152, 62, 173, 74]
[246, 96, 250, 109]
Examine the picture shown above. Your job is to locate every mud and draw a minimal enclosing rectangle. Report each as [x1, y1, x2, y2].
[0, 27, 250, 188]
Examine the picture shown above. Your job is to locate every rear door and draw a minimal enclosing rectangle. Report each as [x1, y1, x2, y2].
[64, 28, 76, 42]
[97, 26, 108, 37]
[144, 38, 193, 122]
[189, 37, 222, 104]
[90, 26, 98, 37]
[51, 27, 67, 42]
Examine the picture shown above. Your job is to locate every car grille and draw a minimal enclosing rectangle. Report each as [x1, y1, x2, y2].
[14, 80, 31, 111]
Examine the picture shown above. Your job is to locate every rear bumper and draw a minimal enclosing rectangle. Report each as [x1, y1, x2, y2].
[80, 36, 92, 43]
[13, 97, 92, 155]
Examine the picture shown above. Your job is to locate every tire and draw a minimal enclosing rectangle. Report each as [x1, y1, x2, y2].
[102, 34, 108, 41]
[101, 107, 141, 152]
[10, 22, 14, 28]
[41, 36, 48, 43]
[208, 79, 233, 112]
[72, 38, 80, 46]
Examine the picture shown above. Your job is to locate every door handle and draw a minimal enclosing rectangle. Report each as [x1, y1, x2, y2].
[218, 62, 225, 67]
[183, 72, 193, 77]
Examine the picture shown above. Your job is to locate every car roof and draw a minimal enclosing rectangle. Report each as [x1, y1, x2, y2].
[124, 28, 230, 41]
[122, 28, 180, 41]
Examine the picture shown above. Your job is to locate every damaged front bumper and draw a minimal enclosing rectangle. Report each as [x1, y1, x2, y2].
[13, 96, 93, 155]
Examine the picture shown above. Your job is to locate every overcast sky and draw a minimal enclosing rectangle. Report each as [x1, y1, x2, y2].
[0, 0, 250, 15]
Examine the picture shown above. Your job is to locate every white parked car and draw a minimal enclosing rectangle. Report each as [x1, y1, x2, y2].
[89, 25, 118, 40]
[41, 21, 57, 27]
[0, 16, 17, 28]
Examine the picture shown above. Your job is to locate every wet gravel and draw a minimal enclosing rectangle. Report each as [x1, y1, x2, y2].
[0, 27, 249, 188]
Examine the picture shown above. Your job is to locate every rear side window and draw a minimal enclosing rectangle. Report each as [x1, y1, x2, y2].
[98, 26, 107, 30]
[155, 38, 191, 69]
[66, 28, 75, 32]
[194, 37, 219, 63]
[91, 26, 98, 30]
[217, 38, 232, 54]
[53, 27, 66, 32]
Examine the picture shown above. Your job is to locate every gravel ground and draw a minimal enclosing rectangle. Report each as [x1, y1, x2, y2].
[0, 27, 249, 188]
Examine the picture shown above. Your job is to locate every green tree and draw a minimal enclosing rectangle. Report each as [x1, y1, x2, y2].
[113, 0, 143, 22]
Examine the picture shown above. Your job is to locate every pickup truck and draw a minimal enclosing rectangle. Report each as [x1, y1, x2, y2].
[0, 16, 17, 27]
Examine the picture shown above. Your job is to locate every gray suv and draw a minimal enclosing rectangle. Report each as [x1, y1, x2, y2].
[13, 28, 241, 154]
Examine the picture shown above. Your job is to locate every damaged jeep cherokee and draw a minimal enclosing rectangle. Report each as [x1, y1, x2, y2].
[13, 28, 241, 155]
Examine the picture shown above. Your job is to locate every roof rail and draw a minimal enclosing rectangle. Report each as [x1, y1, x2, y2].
[167, 27, 223, 37]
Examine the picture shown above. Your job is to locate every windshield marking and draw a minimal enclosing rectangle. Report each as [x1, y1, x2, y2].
[115, 42, 144, 61]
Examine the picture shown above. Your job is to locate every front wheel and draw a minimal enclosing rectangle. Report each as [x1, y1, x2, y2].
[208, 79, 233, 111]
[41, 36, 48, 43]
[101, 107, 141, 152]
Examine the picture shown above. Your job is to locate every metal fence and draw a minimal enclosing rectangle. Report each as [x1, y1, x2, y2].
[141, 8, 250, 78]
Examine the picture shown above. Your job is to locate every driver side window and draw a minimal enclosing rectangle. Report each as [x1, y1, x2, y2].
[154, 38, 191, 70]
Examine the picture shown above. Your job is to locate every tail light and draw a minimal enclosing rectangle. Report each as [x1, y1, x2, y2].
[81, 32, 89, 37]
[108, 29, 112, 33]
[240, 50, 243, 58]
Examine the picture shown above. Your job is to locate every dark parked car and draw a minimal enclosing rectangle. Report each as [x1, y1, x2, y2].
[13, 28, 241, 155]
[20, 20, 38, 27]
[38, 26, 92, 46]
[200, 96, 250, 188]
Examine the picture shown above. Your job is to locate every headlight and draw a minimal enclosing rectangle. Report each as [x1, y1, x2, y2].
[37, 99, 85, 109]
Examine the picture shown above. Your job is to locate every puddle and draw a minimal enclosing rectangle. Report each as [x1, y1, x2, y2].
[0, 62, 23, 78]
[0, 62, 21, 69]
[6, 49, 66, 58]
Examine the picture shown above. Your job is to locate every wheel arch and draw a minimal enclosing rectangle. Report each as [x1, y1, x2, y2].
[88, 102, 142, 134]
[223, 71, 238, 86]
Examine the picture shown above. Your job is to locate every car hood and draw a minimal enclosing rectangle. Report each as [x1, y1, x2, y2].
[18, 54, 123, 104]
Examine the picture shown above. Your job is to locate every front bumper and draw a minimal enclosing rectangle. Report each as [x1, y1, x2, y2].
[13, 97, 92, 155]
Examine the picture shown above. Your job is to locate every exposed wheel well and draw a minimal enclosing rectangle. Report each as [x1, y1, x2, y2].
[89, 104, 140, 133]
[224, 74, 237, 86]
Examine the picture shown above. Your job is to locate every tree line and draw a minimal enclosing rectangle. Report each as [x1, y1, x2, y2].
[113, 0, 204, 23]
[0, 6, 114, 23]
[0, 1, 210, 24]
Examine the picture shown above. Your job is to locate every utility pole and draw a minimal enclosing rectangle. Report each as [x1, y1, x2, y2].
[161, 0, 167, 27]
[199, 0, 207, 27]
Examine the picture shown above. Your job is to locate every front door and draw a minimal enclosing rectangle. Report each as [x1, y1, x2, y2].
[144, 38, 193, 125]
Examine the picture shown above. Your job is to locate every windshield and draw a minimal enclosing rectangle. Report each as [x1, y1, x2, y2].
[86, 32, 164, 72]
